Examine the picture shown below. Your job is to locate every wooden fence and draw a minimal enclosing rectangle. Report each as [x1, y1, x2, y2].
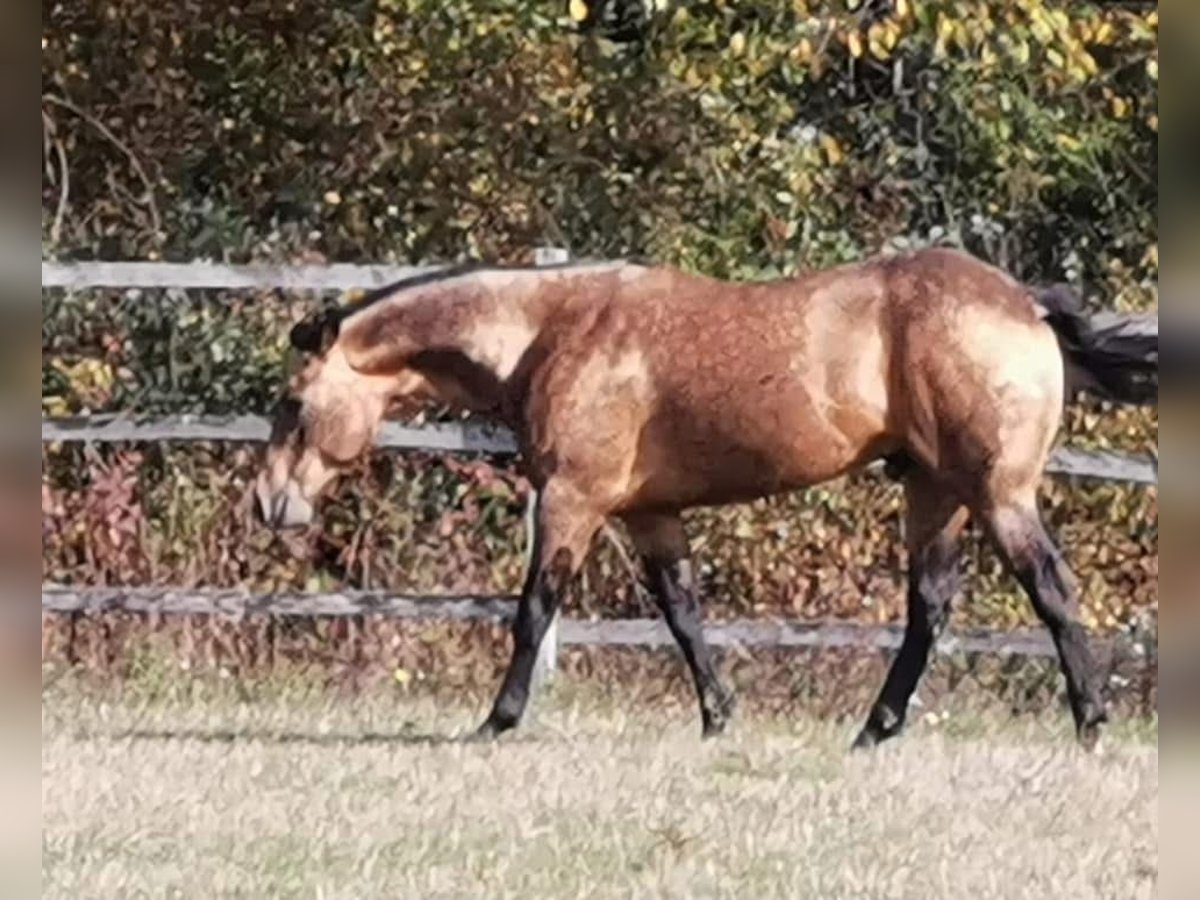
[41, 251, 1159, 680]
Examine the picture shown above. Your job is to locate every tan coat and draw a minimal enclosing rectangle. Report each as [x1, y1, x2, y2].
[325, 247, 1060, 517]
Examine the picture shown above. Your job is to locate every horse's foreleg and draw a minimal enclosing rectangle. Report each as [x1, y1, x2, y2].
[982, 500, 1108, 749]
[626, 513, 734, 737]
[854, 475, 967, 749]
[473, 482, 601, 740]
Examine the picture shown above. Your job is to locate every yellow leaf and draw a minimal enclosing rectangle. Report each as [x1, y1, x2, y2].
[936, 15, 953, 45]
[1111, 95, 1130, 119]
[730, 31, 746, 56]
[1056, 133, 1082, 152]
[895, 0, 910, 19]
[846, 30, 864, 59]
[1030, 18, 1053, 45]
[819, 133, 844, 165]
[43, 396, 68, 416]
[568, 0, 588, 23]
[393, 667, 412, 685]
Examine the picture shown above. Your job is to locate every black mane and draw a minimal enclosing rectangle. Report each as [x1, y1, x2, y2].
[336, 257, 644, 320]
[336, 263, 485, 320]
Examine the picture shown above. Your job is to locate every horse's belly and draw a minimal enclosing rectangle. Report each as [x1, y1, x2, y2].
[624, 400, 892, 511]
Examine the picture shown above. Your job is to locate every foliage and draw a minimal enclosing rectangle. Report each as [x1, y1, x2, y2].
[41, 0, 1157, 632]
[42, 0, 1157, 293]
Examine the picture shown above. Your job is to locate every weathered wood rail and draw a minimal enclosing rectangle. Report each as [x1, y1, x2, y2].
[42, 586, 1092, 659]
[39, 412, 1157, 483]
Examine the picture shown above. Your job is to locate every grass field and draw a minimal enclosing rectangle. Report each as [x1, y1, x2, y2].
[42, 679, 1157, 899]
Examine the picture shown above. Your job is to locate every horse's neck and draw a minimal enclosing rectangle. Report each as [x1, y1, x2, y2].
[423, 272, 564, 388]
[350, 271, 564, 415]
[443, 275, 551, 383]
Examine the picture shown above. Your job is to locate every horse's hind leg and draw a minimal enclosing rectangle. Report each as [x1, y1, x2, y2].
[979, 496, 1108, 749]
[624, 512, 734, 737]
[853, 471, 968, 749]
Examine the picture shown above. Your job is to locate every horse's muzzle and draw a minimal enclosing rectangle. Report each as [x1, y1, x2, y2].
[254, 473, 314, 529]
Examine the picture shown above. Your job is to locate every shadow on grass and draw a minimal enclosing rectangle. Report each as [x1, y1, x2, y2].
[96, 726, 547, 748]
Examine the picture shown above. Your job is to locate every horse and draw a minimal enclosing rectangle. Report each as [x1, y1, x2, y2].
[254, 247, 1156, 749]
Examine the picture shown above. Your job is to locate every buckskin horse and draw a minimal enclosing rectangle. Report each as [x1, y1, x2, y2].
[255, 247, 1156, 749]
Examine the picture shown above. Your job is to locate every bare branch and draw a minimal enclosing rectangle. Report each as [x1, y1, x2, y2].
[42, 94, 162, 242]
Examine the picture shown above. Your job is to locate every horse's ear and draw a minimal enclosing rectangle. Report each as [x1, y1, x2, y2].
[289, 308, 340, 355]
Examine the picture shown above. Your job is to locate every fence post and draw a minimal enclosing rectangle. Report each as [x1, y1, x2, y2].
[529, 246, 568, 689]
[533, 246, 569, 267]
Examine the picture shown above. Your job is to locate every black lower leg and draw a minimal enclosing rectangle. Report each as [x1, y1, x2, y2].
[476, 549, 572, 738]
[854, 543, 958, 748]
[644, 557, 734, 736]
[1012, 536, 1108, 745]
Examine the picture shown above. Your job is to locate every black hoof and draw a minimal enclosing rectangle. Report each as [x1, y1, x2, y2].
[851, 706, 902, 751]
[850, 727, 879, 751]
[701, 690, 736, 738]
[1072, 700, 1108, 750]
[461, 727, 496, 744]
[463, 717, 511, 743]
[1076, 710, 1108, 753]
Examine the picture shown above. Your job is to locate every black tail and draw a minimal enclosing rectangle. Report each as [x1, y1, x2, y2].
[1032, 284, 1158, 405]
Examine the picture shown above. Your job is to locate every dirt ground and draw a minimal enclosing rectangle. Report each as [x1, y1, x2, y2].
[42, 678, 1157, 899]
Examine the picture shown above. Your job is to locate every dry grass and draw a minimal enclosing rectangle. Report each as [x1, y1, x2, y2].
[42, 680, 1157, 899]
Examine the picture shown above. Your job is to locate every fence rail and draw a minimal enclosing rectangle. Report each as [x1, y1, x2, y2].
[41, 412, 1157, 484]
[44, 586, 1119, 660]
[42, 413, 521, 455]
[41, 260, 444, 292]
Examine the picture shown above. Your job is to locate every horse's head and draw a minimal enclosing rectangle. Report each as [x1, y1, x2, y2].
[254, 307, 426, 529]
[255, 272, 537, 528]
